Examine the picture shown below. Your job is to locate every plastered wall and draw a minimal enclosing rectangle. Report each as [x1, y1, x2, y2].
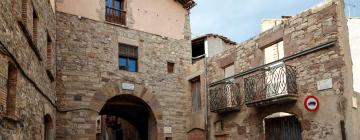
[56, 0, 188, 39]
[348, 18, 360, 93]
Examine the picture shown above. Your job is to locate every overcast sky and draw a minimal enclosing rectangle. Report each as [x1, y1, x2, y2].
[190, 0, 323, 42]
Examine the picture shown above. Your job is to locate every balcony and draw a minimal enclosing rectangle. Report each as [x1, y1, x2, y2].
[210, 81, 241, 113]
[244, 63, 298, 107]
[105, 6, 126, 25]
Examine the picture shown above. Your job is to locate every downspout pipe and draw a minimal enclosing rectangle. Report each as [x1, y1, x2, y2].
[204, 40, 209, 140]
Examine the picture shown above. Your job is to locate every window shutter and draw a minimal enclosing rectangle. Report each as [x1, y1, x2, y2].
[191, 79, 201, 112]
[264, 41, 284, 64]
[21, 0, 27, 23]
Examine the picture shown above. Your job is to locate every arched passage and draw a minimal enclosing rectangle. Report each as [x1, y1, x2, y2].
[99, 94, 156, 140]
[92, 81, 163, 140]
[263, 112, 302, 140]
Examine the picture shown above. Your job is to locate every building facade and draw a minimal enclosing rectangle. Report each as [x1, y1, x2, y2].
[187, 34, 237, 140]
[0, 0, 57, 139]
[0, 0, 359, 140]
[207, 1, 360, 140]
[55, 0, 195, 140]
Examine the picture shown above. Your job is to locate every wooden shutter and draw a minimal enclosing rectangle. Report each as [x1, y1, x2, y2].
[33, 11, 38, 45]
[191, 78, 201, 112]
[21, 0, 27, 23]
[264, 41, 284, 64]
[6, 63, 17, 117]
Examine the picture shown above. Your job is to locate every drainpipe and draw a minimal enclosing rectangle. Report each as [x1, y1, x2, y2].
[191, 41, 210, 139]
[204, 40, 209, 140]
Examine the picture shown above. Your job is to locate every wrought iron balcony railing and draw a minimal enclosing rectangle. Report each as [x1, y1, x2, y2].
[105, 6, 126, 25]
[210, 81, 241, 113]
[244, 63, 297, 107]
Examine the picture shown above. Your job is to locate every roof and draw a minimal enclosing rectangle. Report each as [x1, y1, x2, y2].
[192, 34, 237, 45]
[175, 0, 196, 10]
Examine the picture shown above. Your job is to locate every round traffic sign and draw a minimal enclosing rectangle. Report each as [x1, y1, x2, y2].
[304, 96, 319, 112]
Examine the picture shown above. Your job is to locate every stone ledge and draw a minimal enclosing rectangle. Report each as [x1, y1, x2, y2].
[246, 94, 298, 108]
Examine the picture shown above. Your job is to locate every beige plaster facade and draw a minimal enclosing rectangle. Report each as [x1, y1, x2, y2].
[56, 0, 188, 39]
[348, 18, 360, 94]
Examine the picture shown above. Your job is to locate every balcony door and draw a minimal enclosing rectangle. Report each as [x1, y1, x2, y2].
[224, 64, 235, 107]
[264, 41, 287, 98]
[106, 0, 126, 25]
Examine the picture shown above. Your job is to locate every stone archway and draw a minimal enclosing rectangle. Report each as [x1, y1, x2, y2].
[91, 81, 163, 140]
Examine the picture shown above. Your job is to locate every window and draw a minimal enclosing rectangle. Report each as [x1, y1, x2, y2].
[44, 114, 53, 140]
[105, 0, 126, 25]
[167, 62, 174, 73]
[264, 40, 284, 64]
[33, 10, 38, 45]
[46, 33, 52, 69]
[6, 63, 17, 117]
[215, 120, 224, 133]
[191, 38, 205, 63]
[21, 0, 28, 23]
[263, 40, 286, 98]
[191, 77, 201, 112]
[224, 64, 234, 78]
[118, 43, 138, 72]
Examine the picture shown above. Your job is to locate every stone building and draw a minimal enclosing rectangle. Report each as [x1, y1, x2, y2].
[1, 0, 360, 140]
[206, 1, 360, 140]
[0, 0, 57, 139]
[55, 0, 195, 140]
[1, 0, 197, 139]
[187, 34, 237, 140]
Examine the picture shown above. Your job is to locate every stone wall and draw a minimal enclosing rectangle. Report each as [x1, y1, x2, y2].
[207, 1, 357, 139]
[0, 0, 57, 139]
[55, 10, 192, 139]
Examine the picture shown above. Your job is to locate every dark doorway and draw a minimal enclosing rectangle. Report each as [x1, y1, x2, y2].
[99, 95, 157, 140]
[265, 114, 302, 140]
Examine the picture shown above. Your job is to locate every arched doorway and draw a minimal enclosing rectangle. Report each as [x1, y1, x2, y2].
[98, 94, 157, 140]
[44, 114, 54, 140]
[264, 112, 302, 140]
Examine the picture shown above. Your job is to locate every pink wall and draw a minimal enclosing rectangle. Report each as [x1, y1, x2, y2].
[56, 0, 187, 40]
[130, 0, 187, 39]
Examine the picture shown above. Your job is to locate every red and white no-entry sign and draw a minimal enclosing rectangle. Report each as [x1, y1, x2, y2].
[304, 96, 319, 112]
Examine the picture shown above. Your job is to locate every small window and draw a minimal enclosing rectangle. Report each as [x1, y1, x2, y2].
[33, 10, 38, 45]
[215, 120, 224, 133]
[6, 63, 18, 117]
[224, 64, 234, 78]
[46, 32, 52, 69]
[21, 0, 28, 23]
[190, 77, 201, 112]
[118, 43, 138, 72]
[44, 114, 53, 140]
[167, 62, 174, 74]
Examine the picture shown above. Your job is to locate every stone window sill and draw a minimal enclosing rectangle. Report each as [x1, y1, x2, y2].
[104, 21, 129, 29]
